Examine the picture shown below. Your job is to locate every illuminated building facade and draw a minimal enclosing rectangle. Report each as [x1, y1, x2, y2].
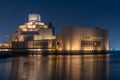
[56, 27, 109, 51]
[11, 14, 56, 50]
[11, 14, 109, 52]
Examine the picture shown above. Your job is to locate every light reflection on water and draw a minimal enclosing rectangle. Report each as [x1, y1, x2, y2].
[8, 54, 109, 80]
[0, 58, 12, 80]
[0, 54, 109, 80]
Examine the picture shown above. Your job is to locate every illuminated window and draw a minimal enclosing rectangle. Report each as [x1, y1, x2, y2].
[22, 28, 27, 31]
[14, 38, 18, 42]
[94, 42, 96, 46]
[81, 40, 101, 47]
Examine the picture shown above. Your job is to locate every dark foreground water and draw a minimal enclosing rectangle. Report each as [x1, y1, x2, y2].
[0, 53, 119, 80]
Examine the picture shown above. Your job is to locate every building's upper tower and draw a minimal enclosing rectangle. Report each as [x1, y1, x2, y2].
[29, 14, 41, 22]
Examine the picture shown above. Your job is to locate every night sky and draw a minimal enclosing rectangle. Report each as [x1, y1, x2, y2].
[0, 0, 120, 49]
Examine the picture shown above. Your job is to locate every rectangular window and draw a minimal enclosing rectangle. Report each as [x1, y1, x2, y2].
[81, 40, 101, 47]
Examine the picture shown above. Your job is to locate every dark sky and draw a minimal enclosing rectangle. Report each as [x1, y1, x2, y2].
[0, 0, 120, 49]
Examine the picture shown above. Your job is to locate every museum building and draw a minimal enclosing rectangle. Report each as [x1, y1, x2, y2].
[11, 14, 56, 51]
[11, 14, 109, 51]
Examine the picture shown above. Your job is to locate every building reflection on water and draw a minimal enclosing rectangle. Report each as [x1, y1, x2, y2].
[10, 54, 109, 80]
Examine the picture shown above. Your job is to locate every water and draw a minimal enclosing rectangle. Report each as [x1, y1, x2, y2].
[0, 53, 119, 80]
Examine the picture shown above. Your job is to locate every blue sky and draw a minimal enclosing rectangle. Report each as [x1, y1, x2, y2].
[0, 0, 120, 49]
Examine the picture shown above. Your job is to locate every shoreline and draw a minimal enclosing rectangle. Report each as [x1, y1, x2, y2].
[0, 50, 110, 58]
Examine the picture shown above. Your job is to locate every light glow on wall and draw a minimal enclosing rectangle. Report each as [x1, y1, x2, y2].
[22, 28, 27, 31]
[83, 47, 94, 51]
[29, 14, 41, 22]
[27, 25, 36, 28]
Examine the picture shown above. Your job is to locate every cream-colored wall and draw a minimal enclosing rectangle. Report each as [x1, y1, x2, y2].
[57, 27, 109, 51]
[39, 28, 56, 39]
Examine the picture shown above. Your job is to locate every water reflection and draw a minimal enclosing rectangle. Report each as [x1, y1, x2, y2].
[0, 58, 11, 80]
[10, 54, 109, 80]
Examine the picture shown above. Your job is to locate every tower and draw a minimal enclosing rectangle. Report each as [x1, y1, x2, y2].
[48, 22, 55, 35]
[29, 14, 41, 22]
[6, 35, 9, 43]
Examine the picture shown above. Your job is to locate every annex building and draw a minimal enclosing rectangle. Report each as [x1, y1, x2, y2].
[56, 27, 109, 51]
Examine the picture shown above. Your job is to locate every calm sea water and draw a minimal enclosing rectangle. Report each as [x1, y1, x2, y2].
[0, 53, 119, 80]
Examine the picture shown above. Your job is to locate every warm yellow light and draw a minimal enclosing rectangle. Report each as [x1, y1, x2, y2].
[38, 22, 45, 25]
[51, 46, 56, 51]
[27, 25, 36, 28]
[94, 42, 96, 46]
[14, 38, 18, 42]
[19, 25, 26, 29]
[22, 28, 27, 31]
[56, 41, 63, 50]
[83, 47, 94, 51]
[44, 25, 48, 28]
